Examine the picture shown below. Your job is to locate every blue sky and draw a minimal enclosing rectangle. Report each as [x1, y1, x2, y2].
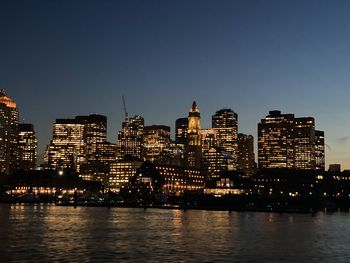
[1, 0, 350, 168]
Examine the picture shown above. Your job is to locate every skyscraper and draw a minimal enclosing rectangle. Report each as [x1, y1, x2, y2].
[116, 115, 144, 160]
[294, 117, 315, 170]
[143, 125, 170, 162]
[0, 90, 19, 175]
[185, 101, 202, 168]
[46, 114, 109, 172]
[17, 124, 37, 170]
[258, 110, 325, 170]
[175, 118, 188, 144]
[212, 108, 238, 170]
[315, 130, 325, 170]
[47, 119, 86, 171]
[237, 133, 255, 175]
[258, 111, 295, 169]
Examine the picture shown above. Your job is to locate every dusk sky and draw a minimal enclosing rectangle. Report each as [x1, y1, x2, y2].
[1, 0, 350, 168]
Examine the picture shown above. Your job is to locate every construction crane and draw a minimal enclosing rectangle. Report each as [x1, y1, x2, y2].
[122, 95, 128, 119]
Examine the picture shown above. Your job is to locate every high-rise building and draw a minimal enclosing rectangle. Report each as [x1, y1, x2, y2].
[175, 118, 188, 144]
[258, 110, 324, 170]
[17, 124, 37, 170]
[75, 114, 107, 162]
[46, 114, 109, 172]
[258, 111, 295, 169]
[185, 101, 202, 168]
[201, 128, 216, 154]
[116, 115, 144, 160]
[237, 133, 255, 175]
[202, 147, 227, 180]
[315, 130, 325, 170]
[212, 108, 238, 170]
[143, 125, 170, 162]
[0, 90, 19, 174]
[47, 119, 86, 171]
[294, 117, 315, 170]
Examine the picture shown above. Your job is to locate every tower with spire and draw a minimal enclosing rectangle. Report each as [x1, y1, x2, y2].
[185, 101, 202, 168]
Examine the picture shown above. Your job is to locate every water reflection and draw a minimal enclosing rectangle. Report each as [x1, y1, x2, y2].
[1, 205, 350, 262]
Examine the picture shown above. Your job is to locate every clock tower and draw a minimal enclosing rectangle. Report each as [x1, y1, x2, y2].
[186, 101, 202, 168]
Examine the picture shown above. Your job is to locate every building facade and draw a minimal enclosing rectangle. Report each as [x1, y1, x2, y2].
[17, 124, 37, 170]
[237, 133, 255, 175]
[116, 115, 144, 160]
[185, 101, 202, 168]
[175, 118, 188, 144]
[212, 108, 238, 170]
[0, 90, 19, 174]
[142, 125, 170, 162]
[258, 111, 324, 170]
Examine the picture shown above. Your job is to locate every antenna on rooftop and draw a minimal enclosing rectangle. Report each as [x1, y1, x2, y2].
[122, 95, 128, 119]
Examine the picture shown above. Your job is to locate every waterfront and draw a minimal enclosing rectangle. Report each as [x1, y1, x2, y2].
[0, 204, 350, 262]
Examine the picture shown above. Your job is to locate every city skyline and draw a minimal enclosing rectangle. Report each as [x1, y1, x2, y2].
[2, 0, 350, 168]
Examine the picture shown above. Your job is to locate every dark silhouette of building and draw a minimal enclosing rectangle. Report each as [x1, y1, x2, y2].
[175, 117, 188, 144]
[237, 133, 255, 175]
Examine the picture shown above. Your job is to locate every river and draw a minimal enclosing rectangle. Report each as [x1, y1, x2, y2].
[0, 204, 349, 262]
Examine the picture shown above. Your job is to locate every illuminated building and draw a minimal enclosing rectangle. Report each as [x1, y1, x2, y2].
[201, 128, 216, 154]
[202, 147, 227, 180]
[258, 111, 295, 169]
[158, 141, 185, 167]
[116, 115, 144, 160]
[237, 133, 255, 175]
[75, 114, 107, 162]
[143, 125, 170, 162]
[294, 117, 315, 169]
[108, 160, 143, 191]
[185, 101, 202, 168]
[315, 130, 325, 170]
[155, 164, 204, 196]
[258, 111, 325, 170]
[175, 118, 188, 144]
[46, 114, 109, 172]
[17, 124, 37, 170]
[47, 119, 85, 171]
[212, 108, 238, 170]
[0, 90, 19, 174]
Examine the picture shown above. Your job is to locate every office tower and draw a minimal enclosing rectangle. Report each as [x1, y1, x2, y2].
[17, 124, 37, 170]
[158, 141, 185, 167]
[237, 133, 255, 175]
[258, 111, 295, 169]
[294, 117, 315, 169]
[47, 119, 86, 171]
[46, 114, 109, 172]
[201, 128, 216, 154]
[202, 147, 227, 180]
[258, 110, 325, 170]
[0, 90, 19, 174]
[143, 125, 170, 162]
[212, 108, 238, 170]
[185, 101, 202, 168]
[116, 115, 144, 160]
[175, 118, 188, 144]
[108, 160, 143, 191]
[315, 130, 325, 170]
[75, 114, 107, 162]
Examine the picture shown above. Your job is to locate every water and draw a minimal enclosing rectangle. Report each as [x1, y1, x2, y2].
[0, 204, 350, 262]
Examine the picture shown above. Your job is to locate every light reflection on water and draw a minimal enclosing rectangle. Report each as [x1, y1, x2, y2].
[0, 204, 350, 262]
